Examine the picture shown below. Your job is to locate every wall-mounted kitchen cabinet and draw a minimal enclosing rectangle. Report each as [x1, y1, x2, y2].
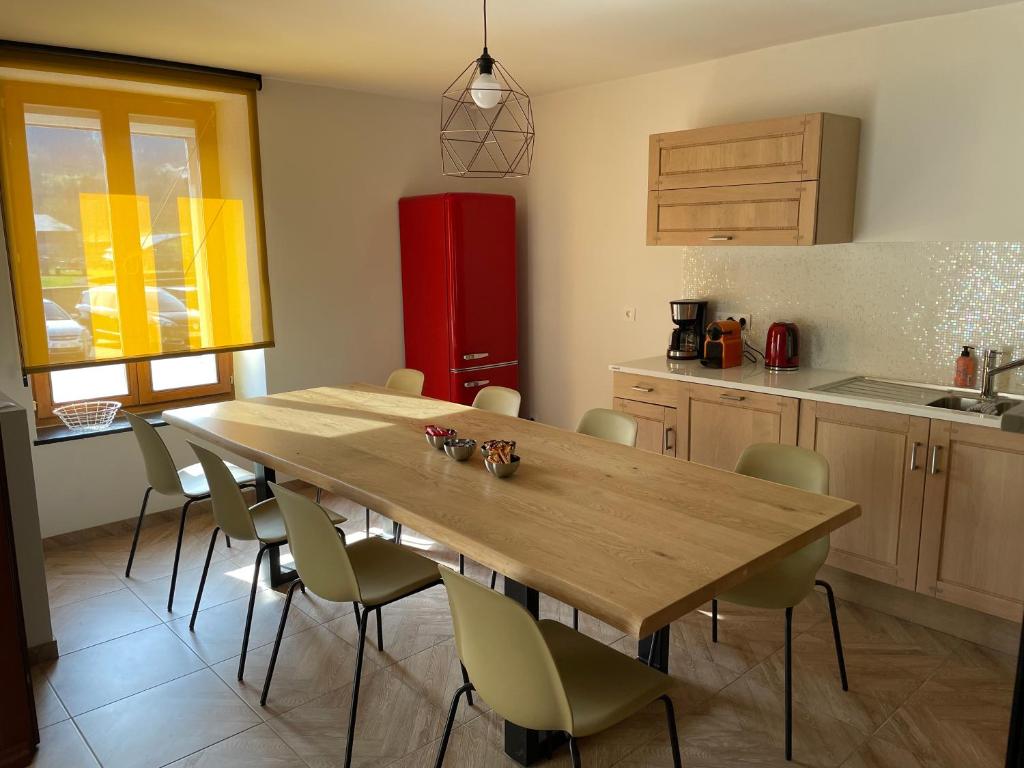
[647, 112, 860, 246]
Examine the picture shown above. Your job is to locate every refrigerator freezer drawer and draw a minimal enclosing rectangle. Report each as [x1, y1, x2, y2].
[450, 363, 519, 406]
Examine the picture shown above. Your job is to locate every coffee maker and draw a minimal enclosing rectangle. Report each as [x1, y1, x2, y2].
[667, 300, 708, 360]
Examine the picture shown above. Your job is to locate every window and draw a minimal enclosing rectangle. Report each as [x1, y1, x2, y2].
[0, 43, 273, 375]
[32, 353, 233, 427]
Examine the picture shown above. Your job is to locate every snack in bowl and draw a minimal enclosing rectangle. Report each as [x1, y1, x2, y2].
[484, 454, 520, 478]
[425, 424, 457, 449]
[443, 438, 477, 461]
[480, 439, 516, 463]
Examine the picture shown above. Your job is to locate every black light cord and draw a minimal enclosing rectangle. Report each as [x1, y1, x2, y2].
[483, 0, 488, 48]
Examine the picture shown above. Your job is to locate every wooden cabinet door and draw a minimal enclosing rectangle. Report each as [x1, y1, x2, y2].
[647, 182, 818, 246]
[649, 113, 822, 190]
[798, 401, 929, 588]
[681, 384, 798, 470]
[613, 398, 677, 457]
[917, 421, 1024, 621]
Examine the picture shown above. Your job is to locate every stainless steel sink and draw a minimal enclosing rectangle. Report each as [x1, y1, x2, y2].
[926, 396, 1018, 416]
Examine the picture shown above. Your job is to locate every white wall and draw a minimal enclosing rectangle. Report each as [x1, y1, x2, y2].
[0, 78, 524, 537]
[523, 2, 1024, 428]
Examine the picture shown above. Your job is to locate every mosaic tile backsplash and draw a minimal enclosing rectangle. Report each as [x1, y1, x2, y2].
[680, 242, 1024, 394]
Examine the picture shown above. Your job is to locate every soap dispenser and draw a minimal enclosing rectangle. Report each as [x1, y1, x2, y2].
[954, 345, 976, 388]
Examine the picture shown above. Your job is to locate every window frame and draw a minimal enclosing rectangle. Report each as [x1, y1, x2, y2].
[31, 352, 233, 427]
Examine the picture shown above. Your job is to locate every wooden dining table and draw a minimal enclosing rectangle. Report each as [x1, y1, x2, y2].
[164, 383, 860, 765]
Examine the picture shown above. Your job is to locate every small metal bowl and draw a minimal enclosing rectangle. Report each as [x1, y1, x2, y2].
[484, 455, 520, 478]
[443, 438, 477, 461]
[426, 429, 456, 449]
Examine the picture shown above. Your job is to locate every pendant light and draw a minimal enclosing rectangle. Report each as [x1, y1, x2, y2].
[440, 0, 534, 178]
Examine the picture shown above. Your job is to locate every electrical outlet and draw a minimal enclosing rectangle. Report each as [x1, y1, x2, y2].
[714, 312, 752, 332]
[624, 307, 637, 322]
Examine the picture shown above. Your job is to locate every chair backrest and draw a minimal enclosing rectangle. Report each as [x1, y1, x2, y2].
[269, 482, 361, 603]
[440, 568, 573, 733]
[189, 443, 259, 541]
[734, 443, 829, 495]
[576, 408, 638, 447]
[385, 368, 425, 395]
[471, 386, 521, 417]
[125, 412, 183, 495]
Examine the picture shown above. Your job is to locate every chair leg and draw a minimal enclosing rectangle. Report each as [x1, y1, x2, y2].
[815, 579, 849, 690]
[458, 554, 464, 575]
[225, 535, 231, 548]
[260, 578, 302, 706]
[433, 682, 475, 768]
[659, 695, 682, 768]
[238, 544, 268, 681]
[711, 598, 718, 643]
[365, 507, 370, 537]
[568, 736, 582, 768]
[189, 526, 220, 630]
[375, 607, 384, 652]
[315, 487, 322, 503]
[352, 602, 362, 633]
[167, 498, 195, 612]
[785, 605, 793, 761]
[572, 608, 579, 631]
[125, 487, 152, 578]
[343, 607, 371, 768]
[460, 662, 474, 706]
[394, 523, 402, 544]
[489, 570, 497, 590]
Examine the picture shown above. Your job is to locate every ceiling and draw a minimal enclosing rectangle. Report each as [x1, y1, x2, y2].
[1, 0, 1018, 99]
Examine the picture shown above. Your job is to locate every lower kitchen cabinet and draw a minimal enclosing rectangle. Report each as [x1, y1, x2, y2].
[613, 398, 677, 456]
[679, 384, 799, 470]
[917, 421, 1024, 622]
[798, 401, 929, 589]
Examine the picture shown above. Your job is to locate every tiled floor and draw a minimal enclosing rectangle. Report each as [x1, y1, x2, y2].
[32, 489, 1016, 768]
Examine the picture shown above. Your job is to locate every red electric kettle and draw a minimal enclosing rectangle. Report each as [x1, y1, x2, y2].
[765, 322, 800, 371]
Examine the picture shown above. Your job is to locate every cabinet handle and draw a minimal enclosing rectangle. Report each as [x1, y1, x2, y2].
[909, 441, 921, 471]
[631, 385, 654, 393]
[665, 426, 674, 453]
[708, 235, 734, 241]
[463, 379, 490, 388]
[719, 393, 746, 402]
[929, 445, 942, 475]
[463, 352, 489, 360]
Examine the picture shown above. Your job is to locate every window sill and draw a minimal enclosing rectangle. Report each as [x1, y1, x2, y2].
[34, 414, 167, 446]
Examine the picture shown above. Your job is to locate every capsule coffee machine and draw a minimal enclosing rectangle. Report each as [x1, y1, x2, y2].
[667, 300, 708, 360]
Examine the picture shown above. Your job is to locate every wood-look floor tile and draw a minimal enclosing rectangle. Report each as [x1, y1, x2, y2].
[129, 554, 269, 620]
[540, 594, 628, 646]
[30, 720, 99, 768]
[48, 623, 205, 715]
[169, 589, 319, 665]
[44, 549, 124, 608]
[838, 737, 929, 768]
[212, 625, 380, 719]
[267, 665, 448, 768]
[325, 587, 453, 667]
[50, 588, 162, 653]
[75, 668, 260, 768]
[167, 724, 303, 767]
[872, 642, 1015, 768]
[387, 638, 489, 724]
[31, 664, 69, 729]
[288, 588, 358, 624]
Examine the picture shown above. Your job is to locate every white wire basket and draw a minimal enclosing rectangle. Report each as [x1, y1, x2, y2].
[53, 400, 122, 432]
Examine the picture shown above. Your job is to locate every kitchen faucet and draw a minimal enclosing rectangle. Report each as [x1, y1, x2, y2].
[980, 349, 1024, 398]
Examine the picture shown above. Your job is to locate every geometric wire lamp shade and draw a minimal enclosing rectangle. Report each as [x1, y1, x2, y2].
[441, 58, 534, 178]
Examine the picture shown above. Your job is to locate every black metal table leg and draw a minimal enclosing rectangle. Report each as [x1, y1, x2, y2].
[254, 463, 299, 588]
[502, 578, 568, 766]
[638, 625, 670, 673]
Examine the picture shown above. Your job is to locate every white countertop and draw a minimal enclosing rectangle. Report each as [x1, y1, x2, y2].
[610, 356, 1015, 429]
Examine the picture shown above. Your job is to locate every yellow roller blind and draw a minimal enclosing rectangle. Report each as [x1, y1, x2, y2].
[0, 51, 273, 373]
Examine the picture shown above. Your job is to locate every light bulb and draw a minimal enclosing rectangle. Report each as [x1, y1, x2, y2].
[470, 71, 502, 109]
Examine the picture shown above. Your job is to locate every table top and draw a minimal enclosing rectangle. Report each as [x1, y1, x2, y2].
[164, 384, 860, 638]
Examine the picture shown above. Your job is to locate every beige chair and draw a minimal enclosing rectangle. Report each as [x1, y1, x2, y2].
[436, 568, 681, 767]
[261, 482, 446, 768]
[124, 412, 255, 612]
[385, 367, 425, 394]
[712, 443, 848, 761]
[471, 385, 521, 417]
[188, 443, 347, 680]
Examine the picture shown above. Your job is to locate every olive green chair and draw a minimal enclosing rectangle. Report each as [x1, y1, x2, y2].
[712, 443, 848, 761]
[188, 443, 347, 681]
[262, 482, 446, 768]
[385, 367, 425, 395]
[124, 412, 255, 612]
[436, 568, 681, 768]
[471, 385, 521, 417]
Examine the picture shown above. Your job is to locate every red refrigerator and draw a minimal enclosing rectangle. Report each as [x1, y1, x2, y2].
[399, 193, 518, 405]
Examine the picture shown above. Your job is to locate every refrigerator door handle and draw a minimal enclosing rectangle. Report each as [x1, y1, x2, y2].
[463, 379, 491, 389]
[463, 352, 489, 361]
